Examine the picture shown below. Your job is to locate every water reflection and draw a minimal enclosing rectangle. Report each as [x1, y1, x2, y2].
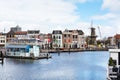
[6, 59, 34, 64]
[0, 51, 109, 80]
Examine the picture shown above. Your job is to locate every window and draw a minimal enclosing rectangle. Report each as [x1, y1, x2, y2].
[73, 35, 77, 39]
[53, 36, 55, 39]
[64, 34, 66, 38]
[55, 39, 58, 43]
[64, 44, 65, 48]
[64, 39, 66, 42]
[68, 39, 70, 42]
[58, 40, 61, 43]
[59, 36, 61, 39]
[56, 36, 58, 39]
[76, 35, 78, 38]
[68, 34, 70, 37]
[73, 35, 74, 38]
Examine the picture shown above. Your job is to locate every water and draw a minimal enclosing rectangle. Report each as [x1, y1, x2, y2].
[0, 51, 109, 80]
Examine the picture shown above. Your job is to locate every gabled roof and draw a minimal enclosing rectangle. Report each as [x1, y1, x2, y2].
[77, 30, 84, 35]
[52, 30, 62, 34]
[27, 30, 40, 34]
[64, 29, 84, 35]
[7, 30, 15, 35]
[108, 37, 113, 39]
[64, 29, 73, 33]
[15, 31, 27, 35]
[0, 33, 6, 35]
[114, 34, 120, 39]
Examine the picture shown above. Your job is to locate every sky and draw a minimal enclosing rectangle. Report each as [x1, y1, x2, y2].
[0, 0, 120, 39]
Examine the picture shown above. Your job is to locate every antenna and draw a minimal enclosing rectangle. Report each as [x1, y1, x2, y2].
[98, 26, 102, 39]
[91, 20, 93, 28]
[3, 27, 5, 33]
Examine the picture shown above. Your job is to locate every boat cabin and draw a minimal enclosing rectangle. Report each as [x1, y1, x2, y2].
[6, 44, 40, 57]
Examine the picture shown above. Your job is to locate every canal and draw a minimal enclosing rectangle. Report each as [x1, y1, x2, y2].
[0, 51, 109, 80]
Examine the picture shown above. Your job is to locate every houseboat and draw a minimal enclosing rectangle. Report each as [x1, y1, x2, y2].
[5, 44, 51, 59]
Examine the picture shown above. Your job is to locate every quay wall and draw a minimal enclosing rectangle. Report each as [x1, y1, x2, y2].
[41, 48, 108, 53]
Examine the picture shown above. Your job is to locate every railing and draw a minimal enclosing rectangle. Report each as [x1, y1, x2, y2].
[108, 66, 120, 79]
[7, 42, 42, 45]
[6, 51, 26, 56]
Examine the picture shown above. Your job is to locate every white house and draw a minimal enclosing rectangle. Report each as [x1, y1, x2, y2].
[52, 30, 63, 48]
[77, 30, 86, 48]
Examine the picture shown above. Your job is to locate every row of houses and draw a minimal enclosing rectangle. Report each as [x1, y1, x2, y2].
[0, 26, 86, 49]
[106, 34, 120, 49]
[1, 25, 120, 50]
[52, 29, 86, 49]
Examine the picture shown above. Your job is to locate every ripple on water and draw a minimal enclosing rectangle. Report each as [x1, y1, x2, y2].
[0, 51, 109, 80]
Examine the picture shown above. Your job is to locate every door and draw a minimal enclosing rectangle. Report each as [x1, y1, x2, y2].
[118, 52, 120, 65]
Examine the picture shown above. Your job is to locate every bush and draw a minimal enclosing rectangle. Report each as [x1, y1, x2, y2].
[109, 57, 116, 67]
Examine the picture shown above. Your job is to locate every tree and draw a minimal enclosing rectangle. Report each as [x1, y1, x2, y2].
[109, 57, 116, 67]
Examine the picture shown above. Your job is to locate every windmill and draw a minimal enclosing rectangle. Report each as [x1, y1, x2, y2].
[88, 21, 97, 45]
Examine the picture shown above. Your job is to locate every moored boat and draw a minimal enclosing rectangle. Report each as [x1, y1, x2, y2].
[5, 44, 51, 59]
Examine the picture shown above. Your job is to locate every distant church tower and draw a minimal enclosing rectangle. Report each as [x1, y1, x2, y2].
[88, 21, 97, 45]
[11, 25, 21, 32]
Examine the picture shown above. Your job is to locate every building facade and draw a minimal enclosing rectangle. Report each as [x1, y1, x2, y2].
[27, 30, 40, 39]
[114, 34, 120, 46]
[6, 30, 16, 43]
[62, 29, 72, 48]
[62, 29, 86, 49]
[52, 30, 63, 48]
[6, 26, 87, 50]
[0, 33, 6, 48]
[14, 31, 28, 44]
[41, 34, 52, 49]
[77, 30, 86, 48]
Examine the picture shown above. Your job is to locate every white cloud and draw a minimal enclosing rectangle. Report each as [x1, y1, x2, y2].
[0, 0, 82, 33]
[0, 21, 17, 33]
[90, 0, 120, 37]
[68, 0, 87, 3]
[0, 0, 119, 38]
[92, 13, 120, 37]
[102, 0, 120, 12]
[92, 13, 117, 20]
[98, 25, 116, 38]
[0, 0, 79, 24]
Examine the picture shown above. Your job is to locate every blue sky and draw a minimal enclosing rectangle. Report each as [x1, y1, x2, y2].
[0, 0, 120, 39]
[76, 1, 102, 20]
[75, 0, 110, 25]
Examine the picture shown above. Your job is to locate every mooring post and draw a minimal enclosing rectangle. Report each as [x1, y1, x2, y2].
[68, 48, 70, 54]
[0, 51, 4, 64]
